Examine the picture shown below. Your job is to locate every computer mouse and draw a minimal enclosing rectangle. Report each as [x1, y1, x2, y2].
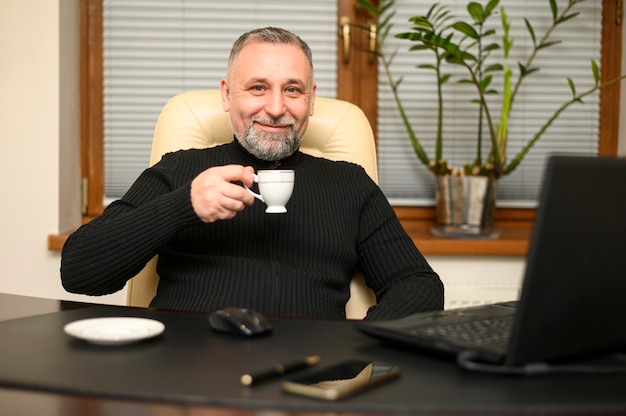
[208, 306, 273, 336]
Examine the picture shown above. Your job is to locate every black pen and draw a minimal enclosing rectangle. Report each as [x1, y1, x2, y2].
[240, 355, 321, 386]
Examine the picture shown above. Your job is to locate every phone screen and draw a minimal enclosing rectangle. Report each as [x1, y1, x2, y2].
[281, 359, 400, 400]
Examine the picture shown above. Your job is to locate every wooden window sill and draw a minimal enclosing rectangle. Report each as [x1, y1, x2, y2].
[47, 207, 532, 256]
[394, 207, 532, 256]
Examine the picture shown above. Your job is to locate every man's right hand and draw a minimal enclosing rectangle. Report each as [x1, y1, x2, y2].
[190, 165, 256, 223]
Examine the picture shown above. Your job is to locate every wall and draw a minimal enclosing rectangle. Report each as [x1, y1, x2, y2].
[0, 1, 622, 306]
[0, 0, 124, 305]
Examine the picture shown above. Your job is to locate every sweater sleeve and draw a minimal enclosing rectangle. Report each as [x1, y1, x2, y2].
[60, 155, 201, 296]
[355, 179, 444, 320]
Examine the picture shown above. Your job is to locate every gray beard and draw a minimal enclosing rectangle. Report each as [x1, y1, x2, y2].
[233, 117, 302, 161]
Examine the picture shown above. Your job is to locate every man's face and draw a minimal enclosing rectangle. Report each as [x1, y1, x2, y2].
[220, 41, 316, 161]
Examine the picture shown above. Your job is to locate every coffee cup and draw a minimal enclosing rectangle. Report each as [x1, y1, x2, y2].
[245, 170, 295, 213]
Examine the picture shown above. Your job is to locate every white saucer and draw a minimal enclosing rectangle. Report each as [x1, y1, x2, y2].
[64, 317, 165, 345]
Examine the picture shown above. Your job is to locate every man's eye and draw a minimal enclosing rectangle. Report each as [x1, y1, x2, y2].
[253, 86, 265, 92]
[286, 87, 298, 93]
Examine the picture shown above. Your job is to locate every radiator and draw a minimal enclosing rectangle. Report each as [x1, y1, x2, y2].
[444, 285, 520, 310]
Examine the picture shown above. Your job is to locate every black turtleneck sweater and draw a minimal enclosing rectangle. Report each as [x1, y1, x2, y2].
[61, 141, 443, 320]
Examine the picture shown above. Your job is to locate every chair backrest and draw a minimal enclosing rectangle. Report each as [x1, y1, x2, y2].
[126, 90, 377, 318]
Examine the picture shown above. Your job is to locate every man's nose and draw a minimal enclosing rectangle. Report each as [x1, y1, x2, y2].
[264, 91, 287, 118]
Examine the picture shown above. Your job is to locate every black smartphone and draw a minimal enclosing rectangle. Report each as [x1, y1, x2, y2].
[281, 359, 400, 400]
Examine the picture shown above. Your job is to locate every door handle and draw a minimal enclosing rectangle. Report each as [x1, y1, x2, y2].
[368, 21, 377, 64]
[340, 16, 351, 63]
[340, 17, 377, 64]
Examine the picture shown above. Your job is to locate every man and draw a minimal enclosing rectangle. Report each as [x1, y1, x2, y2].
[61, 27, 443, 320]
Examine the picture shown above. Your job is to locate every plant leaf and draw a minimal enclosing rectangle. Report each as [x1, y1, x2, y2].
[379, 13, 396, 31]
[485, 63, 503, 72]
[355, 0, 379, 16]
[518, 63, 528, 76]
[567, 77, 576, 96]
[538, 40, 561, 50]
[408, 16, 432, 29]
[524, 18, 537, 48]
[453, 21, 479, 39]
[549, 0, 558, 23]
[525, 67, 540, 76]
[484, 43, 500, 52]
[388, 49, 398, 62]
[481, 75, 493, 90]
[591, 60, 600, 84]
[467, 2, 485, 24]
[518, 63, 540, 77]
[557, 12, 580, 25]
[485, 0, 500, 14]
[379, 0, 395, 17]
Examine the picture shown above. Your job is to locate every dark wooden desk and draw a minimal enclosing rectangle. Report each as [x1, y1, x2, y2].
[1, 293, 625, 416]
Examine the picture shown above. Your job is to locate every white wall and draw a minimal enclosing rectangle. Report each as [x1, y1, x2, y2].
[0, 0, 124, 305]
[0, 1, 622, 306]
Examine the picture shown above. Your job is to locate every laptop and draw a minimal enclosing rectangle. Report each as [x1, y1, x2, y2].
[357, 155, 626, 371]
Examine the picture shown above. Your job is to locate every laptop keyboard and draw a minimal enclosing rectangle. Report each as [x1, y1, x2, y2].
[412, 316, 513, 347]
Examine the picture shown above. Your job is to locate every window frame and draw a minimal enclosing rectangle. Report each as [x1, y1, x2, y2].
[76, 0, 622, 255]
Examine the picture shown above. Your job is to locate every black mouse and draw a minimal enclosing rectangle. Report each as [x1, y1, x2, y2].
[208, 306, 273, 336]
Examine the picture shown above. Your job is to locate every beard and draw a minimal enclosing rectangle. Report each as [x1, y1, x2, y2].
[233, 116, 302, 161]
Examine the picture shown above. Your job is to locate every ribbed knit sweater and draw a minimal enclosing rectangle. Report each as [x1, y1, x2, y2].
[61, 140, 443, 320]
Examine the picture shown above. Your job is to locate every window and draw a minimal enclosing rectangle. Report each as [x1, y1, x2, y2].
[80, 0, 621, 221]
[377, 0, 607, 206]
[102, 0, 338, 202]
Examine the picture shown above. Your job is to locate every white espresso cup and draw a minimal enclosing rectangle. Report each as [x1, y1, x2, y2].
[245, 170, 295, 213]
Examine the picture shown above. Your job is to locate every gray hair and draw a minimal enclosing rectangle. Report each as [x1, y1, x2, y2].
[227, 27, 314, 74]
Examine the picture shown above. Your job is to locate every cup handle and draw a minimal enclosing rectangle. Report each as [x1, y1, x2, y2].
[244, 174, 264, 202]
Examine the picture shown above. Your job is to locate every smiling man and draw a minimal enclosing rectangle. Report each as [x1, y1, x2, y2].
[61, 27, 443, 320]
[221, 33, 315, 161]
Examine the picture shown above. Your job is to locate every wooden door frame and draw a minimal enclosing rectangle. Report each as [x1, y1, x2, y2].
[337, 0, 379, 137]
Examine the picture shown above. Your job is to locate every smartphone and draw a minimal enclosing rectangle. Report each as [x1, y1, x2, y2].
[281, 359, 400, 400]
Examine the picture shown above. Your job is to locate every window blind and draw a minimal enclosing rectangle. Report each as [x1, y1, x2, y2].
[102, 0, 338, 200]
[103, 0, 602, 207]
[377, 0, 601, 206]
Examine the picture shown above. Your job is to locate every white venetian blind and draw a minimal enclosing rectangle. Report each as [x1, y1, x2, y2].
[377, 0, 602, 206]
[103, 0, 338, 200]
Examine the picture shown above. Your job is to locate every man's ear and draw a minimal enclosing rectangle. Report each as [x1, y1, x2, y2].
[220, 79, 231, 112]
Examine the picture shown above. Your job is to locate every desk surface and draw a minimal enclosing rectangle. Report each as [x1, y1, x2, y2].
[1, 293, 625, 416]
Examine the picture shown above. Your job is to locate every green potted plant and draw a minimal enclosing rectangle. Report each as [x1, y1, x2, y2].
[357, 0, 625, 237]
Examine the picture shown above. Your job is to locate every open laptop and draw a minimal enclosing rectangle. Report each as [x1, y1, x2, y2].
[357, 155, 626, 371]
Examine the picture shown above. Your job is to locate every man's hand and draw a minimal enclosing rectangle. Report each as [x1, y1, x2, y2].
[191, 165, 256, 223]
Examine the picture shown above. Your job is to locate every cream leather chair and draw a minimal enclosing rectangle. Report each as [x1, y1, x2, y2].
[126, 90, 377, 319]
